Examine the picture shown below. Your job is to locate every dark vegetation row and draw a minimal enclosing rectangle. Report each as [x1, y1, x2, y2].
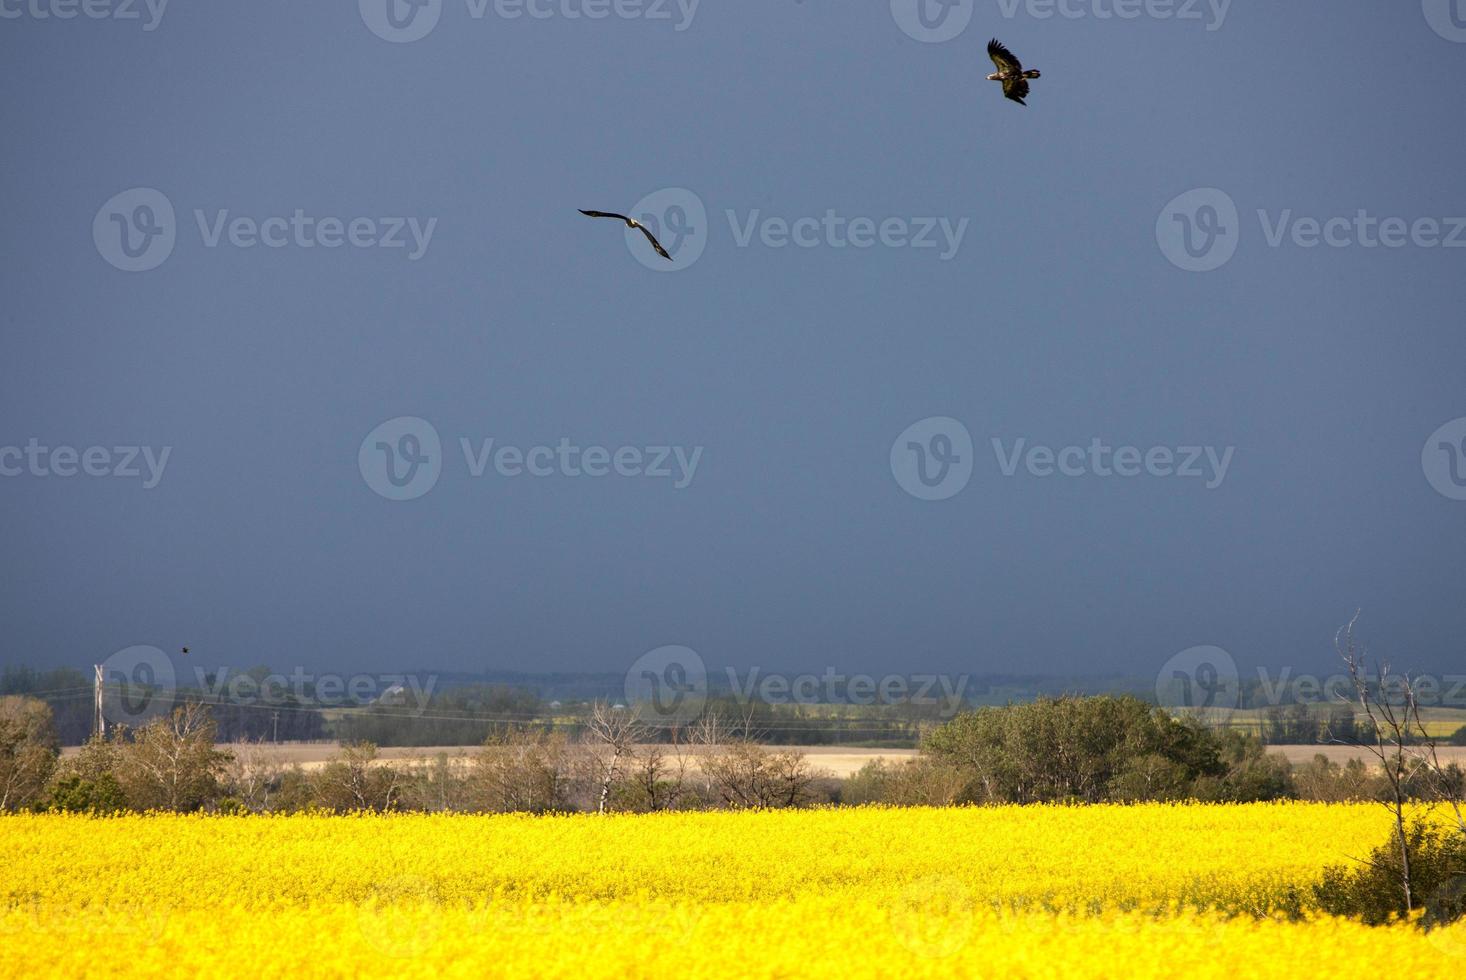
[3, 693, 1462, 815]
[6, 664, 1464, 749]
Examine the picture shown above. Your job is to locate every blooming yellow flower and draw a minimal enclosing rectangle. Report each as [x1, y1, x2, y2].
[2, 804, 1460, 978]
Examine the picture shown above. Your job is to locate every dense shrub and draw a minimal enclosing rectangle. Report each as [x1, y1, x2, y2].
[40, 772, 128, 814]
[1314, 820, 1466, 928]
[841, 757, 972, 806]
[1190, 728, 1295, 802]
[921, 696, 1282, 804]
[310, 741, 403, 812]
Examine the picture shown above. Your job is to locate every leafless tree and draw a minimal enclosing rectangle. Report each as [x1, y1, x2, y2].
[582, 702, 647, 813]
[625, 726, 694, 812]
[1336, 612, 1466, 912]
[686, 711, 733, 802]
[221, 738, 285, 811]
[684, 711, 816, 809]
[402, 750, 471, 812]
[469, 731, 574, 813]
[700, 741, 817, 809]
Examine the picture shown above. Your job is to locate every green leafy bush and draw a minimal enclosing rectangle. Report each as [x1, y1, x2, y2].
[1314, 820, 1466, 928]
[922, 695, 1288, 804]
[39, 773, 127, 814]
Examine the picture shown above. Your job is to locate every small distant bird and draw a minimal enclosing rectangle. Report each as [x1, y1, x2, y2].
[180, 646, 189, 655]
[579, 209, 673, 261]
[986, 39, 1042, 106]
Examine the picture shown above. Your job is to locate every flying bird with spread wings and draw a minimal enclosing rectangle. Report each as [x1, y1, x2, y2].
[986, 39, 1042, 106]
[579, 209, 673, 261]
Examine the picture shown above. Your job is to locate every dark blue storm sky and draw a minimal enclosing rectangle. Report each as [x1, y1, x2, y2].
[2, 1, 1463, 683]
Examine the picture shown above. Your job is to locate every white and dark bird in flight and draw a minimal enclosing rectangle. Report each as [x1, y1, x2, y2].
[579, 209, 673, 261]
[986, 39, 1042, 106]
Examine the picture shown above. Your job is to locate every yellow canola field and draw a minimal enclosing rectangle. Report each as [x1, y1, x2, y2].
[3, 804, 1463, 978]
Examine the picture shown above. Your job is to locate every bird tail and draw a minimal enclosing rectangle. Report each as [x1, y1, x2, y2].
[1024, 69, 1042, 79]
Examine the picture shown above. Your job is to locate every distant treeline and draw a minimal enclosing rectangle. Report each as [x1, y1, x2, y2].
[318, 694, 937, 748]
[0, 665, 939, 747]
[6, 662, 1461, 749]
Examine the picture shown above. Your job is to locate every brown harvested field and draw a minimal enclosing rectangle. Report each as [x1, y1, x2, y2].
[1267, 743, 1466, 766]
[59, 741, 1466, 775]
[61, 741, 920, 776]
[273, 743, 921, 777]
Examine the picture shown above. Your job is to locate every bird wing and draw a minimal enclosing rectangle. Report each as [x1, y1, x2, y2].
[637, 223, 673, 261]
[1002, 76, 1030, 105]
[579, 209, 631, 222]
[987, 38, 1022, 74]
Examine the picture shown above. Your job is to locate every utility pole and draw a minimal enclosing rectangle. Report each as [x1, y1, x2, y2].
[271, 710, 280, 743]
[93, 664, 106, 740]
